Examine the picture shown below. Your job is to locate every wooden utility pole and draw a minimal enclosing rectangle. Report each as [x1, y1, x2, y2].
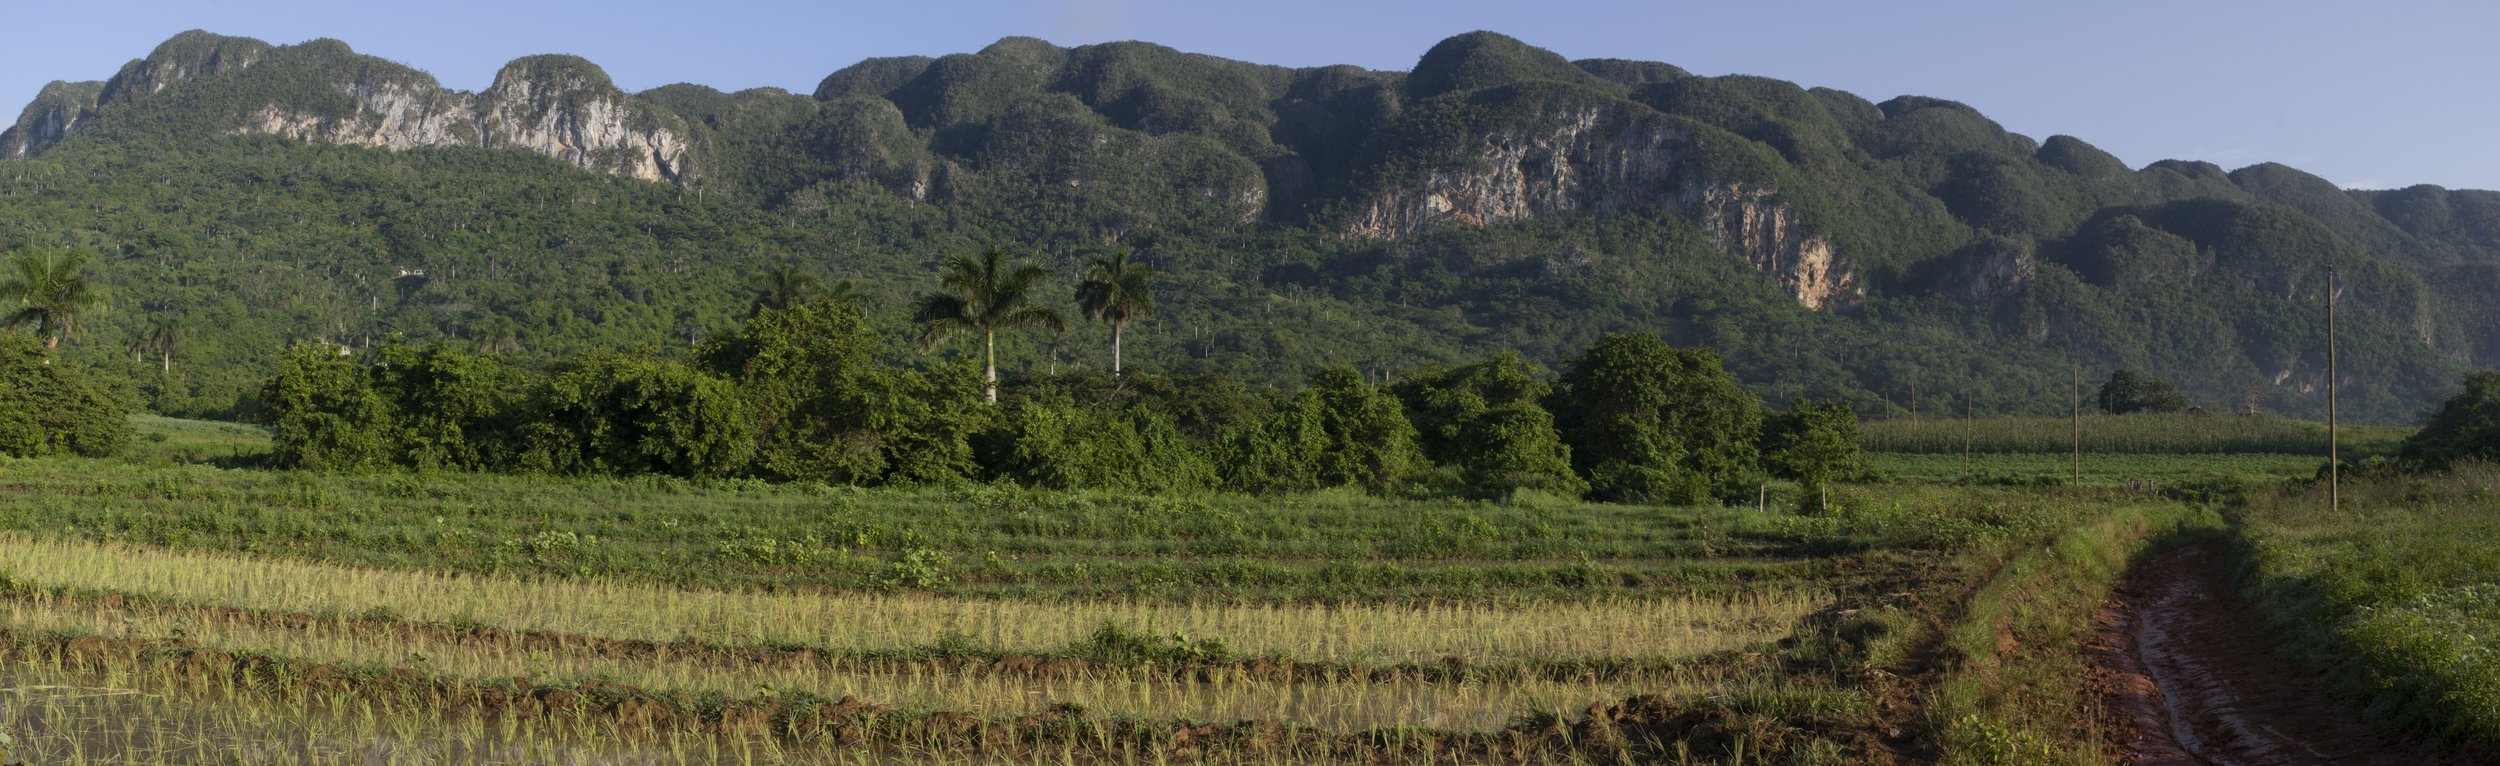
[2072, 365, 2083, 488]
[2328, 267, 2340, 510]
[1964, 390, 1974, 475]
[1910, 379, 1920, 423]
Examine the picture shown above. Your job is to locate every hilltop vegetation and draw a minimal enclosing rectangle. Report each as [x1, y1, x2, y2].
[0, 30, 2495, 424]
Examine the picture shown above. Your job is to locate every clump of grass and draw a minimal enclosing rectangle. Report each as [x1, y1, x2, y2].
[2234, 462, 2500, 747]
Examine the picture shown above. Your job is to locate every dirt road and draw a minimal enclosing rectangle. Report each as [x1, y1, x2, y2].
[2090, 541, 2464, 766]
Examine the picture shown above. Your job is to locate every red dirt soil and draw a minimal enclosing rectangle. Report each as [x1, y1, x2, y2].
[2091, 541, 2469, 766]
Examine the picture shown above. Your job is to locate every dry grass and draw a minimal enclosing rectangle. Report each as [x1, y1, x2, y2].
[0, 589, 1730, 733]
[0, 535, 1824, 667]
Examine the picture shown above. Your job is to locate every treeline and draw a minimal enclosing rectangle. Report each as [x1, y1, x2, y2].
[257, 299, 1867, 504]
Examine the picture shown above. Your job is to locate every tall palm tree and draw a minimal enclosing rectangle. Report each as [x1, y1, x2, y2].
[913, 245, 1065, 404]
[1076, 247, 1155, 376]
[750, 263, 827, 318]
[136, 313, 182, 373]
[1, 248, 103, 351]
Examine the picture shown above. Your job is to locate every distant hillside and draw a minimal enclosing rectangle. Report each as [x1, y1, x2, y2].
[3, 29, 2494, 422]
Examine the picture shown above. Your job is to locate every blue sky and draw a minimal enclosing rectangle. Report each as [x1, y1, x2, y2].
[3, 0, 2493, 190]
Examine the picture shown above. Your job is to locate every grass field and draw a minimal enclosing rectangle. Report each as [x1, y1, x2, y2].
[0, 415, 2395, 763]
[1869, 451, 2321, 486]
[2231, 462, 2500, 749]
[1860, 413, 2412, 457]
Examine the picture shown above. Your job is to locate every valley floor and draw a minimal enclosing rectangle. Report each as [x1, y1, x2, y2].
[0, 417, 2481, 764]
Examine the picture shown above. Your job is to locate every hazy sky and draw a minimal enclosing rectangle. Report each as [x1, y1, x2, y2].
[2, 0, 2492, 190]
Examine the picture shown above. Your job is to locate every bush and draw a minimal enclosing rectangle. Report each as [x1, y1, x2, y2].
[258, 344, 400, 470]
[2096, 369, 2190, 415]
[525, 353, 754, 478]
[984, 399, 1215, 492]
[1392, 352, 1582, 498]
[2401, 371, 2500, 469]
[1550, 333, 1760, 504]
[0, 334, 129, 457]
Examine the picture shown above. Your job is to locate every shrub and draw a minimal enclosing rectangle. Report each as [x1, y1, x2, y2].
[0, 334, 129, 457]
[257, 344, 399, 470]
[2096, 369, 2190, 415]
[527, 353, 754, 478]
[2401, 371, 2500, 469]
[1550, 333, 1760, 504]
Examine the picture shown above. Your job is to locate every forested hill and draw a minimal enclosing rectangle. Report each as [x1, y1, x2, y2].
[3, 29, 2495, 422]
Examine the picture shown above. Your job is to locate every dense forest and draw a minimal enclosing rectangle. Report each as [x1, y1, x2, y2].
[3, 29, 2497, 423]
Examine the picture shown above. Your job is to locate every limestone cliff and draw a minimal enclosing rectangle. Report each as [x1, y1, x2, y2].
[1689, 184, 1861, 311]
[9, 32, 692, 183]
[1346, 103, 1860, 310]
[0, 81, 102, 159]
[247, 53, 692, 183]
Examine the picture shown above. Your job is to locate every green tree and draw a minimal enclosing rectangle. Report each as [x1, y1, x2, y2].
[0, 334, 129, 457]
[1761, 399, 1869, 513]
[1549, 333, 1762, 505]
[136, 313, 182, 373]
[1, 248, 104, 351]
[2399, 371, 2500, 469]
[258, 344, 402, 470]
[527, 354, 754, 478]
[372, 341, 534, 471]
[1392, 353, 1581, 498]
[1076, 246, 1155, 375]
[2096, 369, 2190, 415]
[705, 300, 896, 482]
[750, 263, 828, 318]
[912, 245, 1066, 404]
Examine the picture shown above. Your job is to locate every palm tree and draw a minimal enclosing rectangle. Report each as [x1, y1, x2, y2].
[1076, 247, 1155, 376]
[1, 248, 103, 352]
[913, 245, 1065, 404]
[136, 313, 182, 373]
[474, 314, 522, 355]
[750, 263, 826, 318]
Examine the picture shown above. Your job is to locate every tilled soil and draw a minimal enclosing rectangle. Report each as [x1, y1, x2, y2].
[2093, 541, 2464, 766]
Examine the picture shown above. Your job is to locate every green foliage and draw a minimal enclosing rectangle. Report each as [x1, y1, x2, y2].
[0, 334, 128, 457]
[1069, 621, 1234, 666]
[1, 28, 2492, 429]
[1301, 366, 1426, 492]
[1074, 246, 1153, 374]
[258, 344, 400, 470]
[371, 342, 534, 471]
[1550, 334, 1761, 504]
[1, 247, 104, 349]
[1212, 367, 1421, 495]
[1762, 399, 1869, 512]
[984, 399, 1214, 492]
[527, 354, 753, 478]
[913, 245, 1066, 403]
[2401, 372, 2500, 469]
[1393, 353, 1580, 498]
[2094, 369, 2190, 415]
[704, 301, 891, 482]
[2236, 466, 2500, 747]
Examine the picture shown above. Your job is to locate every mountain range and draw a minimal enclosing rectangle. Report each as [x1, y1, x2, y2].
[3, 29, 2494, 423]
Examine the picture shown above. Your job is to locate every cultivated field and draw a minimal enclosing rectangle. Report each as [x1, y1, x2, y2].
[0, 416, 2477, 764]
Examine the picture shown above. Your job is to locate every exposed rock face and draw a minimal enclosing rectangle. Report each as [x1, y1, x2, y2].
[8, 33, 692, 183]
[1348, 106, 1687, 238]
[1690, 184, 1861, 311]
[1346, 104, 1859, 310]
[248, 56, 692, 183]
[0, 81, 102, 159]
